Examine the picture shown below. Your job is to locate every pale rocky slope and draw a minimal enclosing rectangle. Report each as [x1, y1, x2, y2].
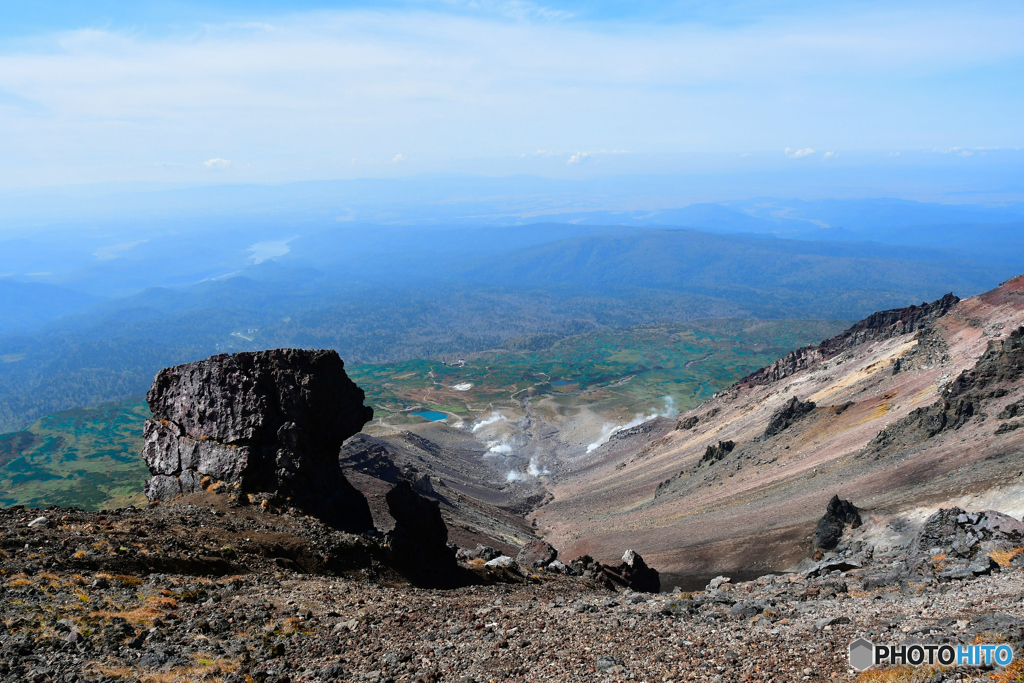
[535, 275, 1024, 586]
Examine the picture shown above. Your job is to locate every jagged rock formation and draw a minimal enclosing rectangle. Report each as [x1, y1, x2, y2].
[738, 293, 959, 388]
[142, 349, 374, 533]
[812, 496, 862, 550]
[869, 325, 1024, 454]
[698, 440, 735, 466]
[384, 480, 459, 587]
[605, 549, 661, 593]
[762, 397, 815, 439]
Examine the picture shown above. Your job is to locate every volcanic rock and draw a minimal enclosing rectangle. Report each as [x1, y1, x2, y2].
[812, 495, 862, 550]
[604, 549, 661, 593]
[699, 440, 735, 466]
[516, 539, 558, 568]
[384, 480, 459, 587]
[456, 544, 502, 562]
[739, 292, 960, 388]
[762, 397, 816, 438]
[142, 348, 374, 533]
[916, 507, 1024, 558]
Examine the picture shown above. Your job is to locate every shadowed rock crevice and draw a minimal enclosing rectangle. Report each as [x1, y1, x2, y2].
[142, 349, 374, 533]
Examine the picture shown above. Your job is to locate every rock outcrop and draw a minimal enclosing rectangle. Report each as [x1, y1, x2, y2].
[142, 349, 374, 533]
[605, 549, 661, 593]
[738, 293, 959, 388]
[762, 397, 815, 438]
[812, 496, 862, 550]
[384, 480, 459, 587]
[517, 539, 558, 568]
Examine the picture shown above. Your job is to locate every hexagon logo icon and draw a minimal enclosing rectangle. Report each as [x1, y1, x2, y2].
[849, 638, 875, 671]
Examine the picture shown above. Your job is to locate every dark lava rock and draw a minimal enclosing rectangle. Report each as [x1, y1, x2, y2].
[916, 508, 1024, 559]
[813, 495, 862, 550]
[675, 415, 699, 431]
[456, 544, 502, 562]
[516, 540, 557, 568]
[764, 397, 816, 438]
[605, 549, 661, 593]
[384, 480, 459, 587]
[143, 349, 374, 533]
[699, 440, 735, 467]
[739, 293, 959, 388]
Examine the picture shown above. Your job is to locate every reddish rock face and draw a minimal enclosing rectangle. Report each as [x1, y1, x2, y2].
[142, 348, 374, 533]
[516, 539, 558, 568]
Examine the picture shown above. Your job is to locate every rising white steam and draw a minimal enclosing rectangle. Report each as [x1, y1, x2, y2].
[485, 439, 513, 457]
[527, 456, 550, 477]
[585, 396, 678, 453]
[472, 411, 507, 432]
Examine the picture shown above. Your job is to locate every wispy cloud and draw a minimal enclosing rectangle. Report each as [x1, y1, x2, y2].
[203, 158, 231, 169]
[0, 4, 1020, 184]
[784, 147, 815, 159]
[822, 151, 837, 159]
[391, 154, 405, 163]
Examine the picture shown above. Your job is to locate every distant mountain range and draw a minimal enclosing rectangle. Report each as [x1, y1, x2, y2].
[1, 185, 1023, 433]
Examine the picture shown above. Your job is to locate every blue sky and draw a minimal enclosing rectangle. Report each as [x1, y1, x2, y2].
[0, 1, 1021, 189]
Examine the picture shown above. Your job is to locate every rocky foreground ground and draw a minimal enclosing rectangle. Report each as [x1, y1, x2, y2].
[4, 497, 1024, 683]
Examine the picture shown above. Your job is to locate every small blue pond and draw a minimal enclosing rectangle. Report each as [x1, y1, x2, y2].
[412, 411, 448, 422]
[551, 379, 577, 387]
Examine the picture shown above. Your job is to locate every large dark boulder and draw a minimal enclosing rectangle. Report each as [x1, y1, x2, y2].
[813, 495, 862, 550]
[142, 349, 374, 533]
[517, 540, 558, 568]
[916, 507, 1024, 558]
[384, 480, 459, 587]
[605, 549, 661, 593]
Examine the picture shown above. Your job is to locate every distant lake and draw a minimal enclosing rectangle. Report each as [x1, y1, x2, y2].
[412, 411, 448, 422]
[551, 379, 577, 387]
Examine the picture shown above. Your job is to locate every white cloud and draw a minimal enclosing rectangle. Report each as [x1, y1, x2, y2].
[203, 158, 231, 169]
[0, 5, 1020, 184]
[93, 240, 147, 260]
[391, 154, 405, 163]
[784, 147, 815, 159]
[823, 151, 837, 159]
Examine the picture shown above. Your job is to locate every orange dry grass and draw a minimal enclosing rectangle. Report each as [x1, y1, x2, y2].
[857, 665, 946, 682]
[97, 572, 143, 587]
[7, 576, 33, 588]
[90, 606, 166, 627]
[281, 617, 304, 634]
[145, 595, 178, 609]
[468, 558, 486, 567]
[990, 658, 1024, 682]
[87, 655, 239, 683]
[989, 547, 1024, 567]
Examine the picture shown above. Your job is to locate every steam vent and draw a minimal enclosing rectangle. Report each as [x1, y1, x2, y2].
[142, 348, 374, 533]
